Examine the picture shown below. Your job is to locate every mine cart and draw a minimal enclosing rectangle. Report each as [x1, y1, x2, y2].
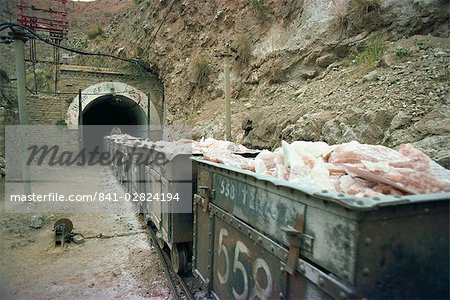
[192, 157, 449, 299]
[144, 150, 196, 274]
[103, 136, 112, 158]
[114, 138, 142, 190]
[115, 142, 130, 187]
[123, 144, 150, 213]
[103, 136, 121, 174]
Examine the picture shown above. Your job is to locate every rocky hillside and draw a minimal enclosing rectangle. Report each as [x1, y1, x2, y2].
[0, 0, 133, 159]
[1, 0, 449, 167]
[94, 0, 449, 166]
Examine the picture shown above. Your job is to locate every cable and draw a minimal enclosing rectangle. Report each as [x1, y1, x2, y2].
[0, 85, 145, 96]
[148, 0, 176, 47]
[0, 22, 148, 70]
[0, 22, 151, 113]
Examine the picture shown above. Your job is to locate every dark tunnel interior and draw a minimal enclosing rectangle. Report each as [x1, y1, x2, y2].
[82, 94, 147, 152]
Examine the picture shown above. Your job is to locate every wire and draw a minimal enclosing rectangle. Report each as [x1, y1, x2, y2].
[148, 0, 176, 47]
[0, 22, 149, 70]
[0, 22, 151, 114]
[0, 85, 145, 96]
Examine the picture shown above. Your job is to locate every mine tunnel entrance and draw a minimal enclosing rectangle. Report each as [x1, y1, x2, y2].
[82, 94, 147, 152]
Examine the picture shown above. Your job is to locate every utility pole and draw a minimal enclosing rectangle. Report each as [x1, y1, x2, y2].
[78, 89, 83, 158]
[12, 30, 31, 195]
[147, 93, 151, 139]
[224, 58, 231, 141]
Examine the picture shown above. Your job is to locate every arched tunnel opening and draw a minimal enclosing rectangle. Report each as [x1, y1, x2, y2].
[82, 94, 147, 152]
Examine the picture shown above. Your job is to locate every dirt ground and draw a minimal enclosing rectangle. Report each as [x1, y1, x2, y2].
[0, 166, 172, 300]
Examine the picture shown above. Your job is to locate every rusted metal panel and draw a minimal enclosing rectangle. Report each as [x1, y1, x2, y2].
[209, 167, 358, 284]
[354, 202, 449, 299]
[209, 205, 341, 299]
[304, 205, 358, 286]
[143, 152, 196, 247]
[212, 216, 285, 299]
[143, 165, 153, 220]
[158, 152, 192, 181]
[170, 213, 193, 244]
[193, 158, 450, 298]
[212, 171, 307, 247]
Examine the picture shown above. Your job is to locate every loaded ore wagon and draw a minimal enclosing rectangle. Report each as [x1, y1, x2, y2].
[105, 134, 450, 299]
[192, 157, 449, 299]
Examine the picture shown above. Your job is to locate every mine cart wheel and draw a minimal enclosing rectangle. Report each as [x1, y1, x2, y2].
[157, 236, 165, 249]
[171, 243, 188, 274]
[138, 202, 145, 215]
[54, 218, 73, 232]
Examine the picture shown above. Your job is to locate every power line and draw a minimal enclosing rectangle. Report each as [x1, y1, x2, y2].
[148, 0, 176, 47]
[0, 22, 149, 71]
[0, 85, 144, 96]
[0, 22, 152, 114]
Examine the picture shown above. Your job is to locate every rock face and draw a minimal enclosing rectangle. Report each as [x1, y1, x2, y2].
[241, 37, 449, 166]
[91, 0, 448, 166]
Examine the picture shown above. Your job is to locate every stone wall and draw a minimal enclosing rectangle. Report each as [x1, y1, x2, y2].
[26, 94, 68, 125]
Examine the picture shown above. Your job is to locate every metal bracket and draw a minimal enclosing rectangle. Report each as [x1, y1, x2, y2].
[198, 186, 212, 212]
[301, 234, 314, 254]
[283, 211, 305, 275]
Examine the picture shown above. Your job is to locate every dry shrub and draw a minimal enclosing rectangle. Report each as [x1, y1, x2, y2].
[86, 26, 104, 40]
[350, 34, 386, 72]
[331, 1, 350, 35]
[269, 65, 286, 84]
[395, 48, 413, 58]
[192, 57, 210, 87]
[236, 36, 252, 65]
[251, 0, 266, 21]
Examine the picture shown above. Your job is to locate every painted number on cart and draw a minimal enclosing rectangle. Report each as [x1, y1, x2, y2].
[217, 228, 273, 300]
[220, 179, 236, 200]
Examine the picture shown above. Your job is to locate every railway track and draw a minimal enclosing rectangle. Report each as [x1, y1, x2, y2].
[146, 223, 194, 300]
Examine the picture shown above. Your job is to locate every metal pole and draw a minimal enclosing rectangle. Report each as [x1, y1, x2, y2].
[13, 32, 31, 195]
[54, 44, 60, 93]
[224, 58, 231, 141]
[147, 93, 151, 139]
[78, 89, 83, 158]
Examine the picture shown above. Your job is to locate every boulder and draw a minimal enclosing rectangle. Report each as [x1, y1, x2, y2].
[28, 215, 44, 229]
[316, 54, 337, 68]
[413, 135, 450, 169]
[362, 71, 379, 82]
